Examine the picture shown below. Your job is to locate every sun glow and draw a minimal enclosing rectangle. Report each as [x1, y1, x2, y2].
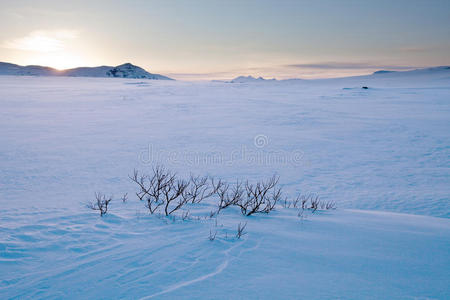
[3, 29, 90, 70]
[25, 52, 89, 70]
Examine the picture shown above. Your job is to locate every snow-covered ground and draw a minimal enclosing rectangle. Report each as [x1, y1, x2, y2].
[0, 70, 449, 299]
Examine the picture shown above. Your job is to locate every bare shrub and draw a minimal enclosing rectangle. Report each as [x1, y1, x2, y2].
[162, 177, 190, 216]
[236, 222, 247, 239]
[182, 175, 216, 204]
[292, 196, 301, 208]
[181, 210, 190, 221]
[281, 198, 291, 208]
[217, 180, 244, 212]
[295, 193, 336, 212]
[237, 175, 281, 216]
[310, 194, 320, 213]
[206, 210, 215, 218]
[120, 193, 128, 203]
[325, 201, 336, 210]
[209, 229, 217, 241]
[88, 192, 112, 216]
[129, 167, 169, 213]
[301, 195, 308, 209]
[130, 166, 189, 215]
[127, 165, 335, 222]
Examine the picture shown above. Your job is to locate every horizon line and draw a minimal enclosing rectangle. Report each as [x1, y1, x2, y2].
[1, 60, 449, 81]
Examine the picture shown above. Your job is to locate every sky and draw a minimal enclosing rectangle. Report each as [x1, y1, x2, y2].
[1, 0, 449, 80]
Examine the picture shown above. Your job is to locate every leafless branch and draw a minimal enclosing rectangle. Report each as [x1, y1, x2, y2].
[237, 175, 280, 216]
[209, 229, 217, 241]
[183, 175, 216, 204]
[181, 210, 190, 221]
[236, 222, 247, 239]
[215, 180, 243, 212]
[87, 192, 112, 216]
[121, 193, 128, 203]
[162, 178, 190, 216]
[129, 166, 176, 214]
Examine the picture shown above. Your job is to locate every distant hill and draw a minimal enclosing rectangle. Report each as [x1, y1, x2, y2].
[372, 66, 450, 76]
[319, 66, 450, 87]
[0, 62, 173, 80]
[230, 75, 276, 83]
[229, 66, 450, 83]
[372, 70, 397, 75]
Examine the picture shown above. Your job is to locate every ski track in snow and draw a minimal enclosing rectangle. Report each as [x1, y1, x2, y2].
[140, 240, 262, 299]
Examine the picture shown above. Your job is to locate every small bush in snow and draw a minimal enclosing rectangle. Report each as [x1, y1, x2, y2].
[127, 165, 335, 220]
[209, 229, 217, 241]
[181, 210, 190, 221]
[236, 175, 281, 216]
[281, 198, 292, 208]
[296, 193, 336, 212]
[216, 180, 243, 213]
[236, 222, 247, 239]
[87, 192, 112, 216]
[161, 177, 190, 216]
[130, 168, 166, 213]
[130, 166, 191, 216]
[120, 193, 128, 203]
[182, 175, 216, 204]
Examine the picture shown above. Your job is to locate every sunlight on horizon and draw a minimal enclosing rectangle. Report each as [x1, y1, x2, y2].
[3, 29, 92, 70]
[1, 0, 449, 79]
[23, 52, 89, 70]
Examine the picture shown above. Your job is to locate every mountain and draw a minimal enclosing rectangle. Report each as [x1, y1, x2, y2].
[105, 63, 172, 79]
[363, 66, 450, 84]
[62, 66, 114, 77]
[372, 66, 450, 76]
[372, 70, 397, 75]
[229, 66, 450, 84]
[230, 75, 276, 83]
[314, 66, 450, 88]
[0, 62, 61, 76]
[0, 62, 173, 80]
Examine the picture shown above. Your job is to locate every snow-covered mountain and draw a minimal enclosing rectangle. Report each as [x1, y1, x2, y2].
[105, 63, 172, 79]
[0, 62, 173, 80]
[372, 66, 450, 76]
[0, 62, 61, 76]
[62, 66, 115, 77]
[228, 66, 450, 84]
[326, 66, 450, 86]
[230, 75, 276, 83]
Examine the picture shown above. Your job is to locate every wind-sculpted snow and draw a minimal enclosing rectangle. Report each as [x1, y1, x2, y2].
[0, 73, 449, 298]
[0, 207, 448, 299]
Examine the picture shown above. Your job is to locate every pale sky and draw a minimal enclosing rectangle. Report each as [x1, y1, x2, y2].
[1, 0, 449, 80]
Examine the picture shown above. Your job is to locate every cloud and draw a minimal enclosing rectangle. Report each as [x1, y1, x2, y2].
[285, 62, 417, 70]
[2, 29, 79, 52]
[166, 71, 237, 80]
[398, 46, 431, 53]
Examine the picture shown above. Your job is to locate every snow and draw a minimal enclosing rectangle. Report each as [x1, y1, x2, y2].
[0, 69, 449, 298]
[2, 208, 448, 299]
